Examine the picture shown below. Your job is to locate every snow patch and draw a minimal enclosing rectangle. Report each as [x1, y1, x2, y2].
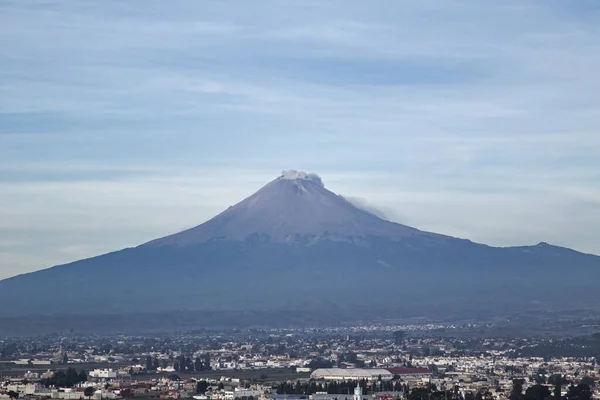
[280, 170, 324, 187]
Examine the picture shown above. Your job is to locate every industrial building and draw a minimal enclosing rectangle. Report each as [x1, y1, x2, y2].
[310, 368, 394, 381]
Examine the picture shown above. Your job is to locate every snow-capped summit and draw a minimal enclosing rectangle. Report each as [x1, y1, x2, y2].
[143, 171, 429, 247]
[279, 170, 325, 187]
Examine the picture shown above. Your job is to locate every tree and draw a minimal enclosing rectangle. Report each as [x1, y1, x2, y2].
[393, 331, 406, 345]
[525, 385, 550, 400]
[153, 356, 159, 371]
[40, 368, 87, 388]
[510, 379, 524, 400]
[218, 382, 225, 390]
[554, 381, 562, 400]
[84, 387, 95, 399]
[7, 391, 19, 399]
[174, 361, 180, 372]
[549, 375, 569, 386]
[197, 381, 209, 394]
[565, 384, 592, 400]
[307, 358, 333, 369]
[195, 357, 203, 372]
[533, 373, 547, 385]
[162, 359, 169, 369]
[579, 377, 595, 387]
[168, 374, 181, 381]
[146, 356, 153, 371]
[408, 387, 431, 400]
[62, 353, 68, 364]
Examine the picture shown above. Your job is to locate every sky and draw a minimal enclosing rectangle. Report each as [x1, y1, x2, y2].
[1, 0, 600, 279]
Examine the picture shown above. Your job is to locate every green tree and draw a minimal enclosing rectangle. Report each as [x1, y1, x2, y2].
[525, 385, 550, 400]
[146, 356, 153, 371]
[408, 387, 431, 400]
[84, 387, 95, 399]
[393, 331, 406, 345]
[579, 377, 595, 387]
[533, 373, 547, 385]
[554, 381, 562, 400]
[565, 384, 592, 400]
[510, 379, 524, 400]
[421, 346, 431, 357]
[549, 375, 569, 386]
[7, 391, 19, 399]
[197, 381, 209, 394]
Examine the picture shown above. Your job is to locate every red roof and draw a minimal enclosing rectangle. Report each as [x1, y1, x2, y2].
[386, 367, 430, 375]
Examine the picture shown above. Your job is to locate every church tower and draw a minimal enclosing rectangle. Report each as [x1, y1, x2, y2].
[354, 382, 363, 400]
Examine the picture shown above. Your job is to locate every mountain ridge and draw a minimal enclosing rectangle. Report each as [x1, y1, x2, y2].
[0, 170, 598, 318]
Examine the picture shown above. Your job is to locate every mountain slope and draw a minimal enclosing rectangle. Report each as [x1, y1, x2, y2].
[143, 171, 436, 246]
[0, 170, 599, 317]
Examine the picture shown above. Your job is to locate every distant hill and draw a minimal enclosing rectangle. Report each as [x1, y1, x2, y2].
[1, 170, 599, 319]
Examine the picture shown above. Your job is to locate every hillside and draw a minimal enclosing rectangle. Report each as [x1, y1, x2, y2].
[1, 170, 598, 317]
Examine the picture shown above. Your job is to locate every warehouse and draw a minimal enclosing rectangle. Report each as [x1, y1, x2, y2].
[310, 368, 394, 381]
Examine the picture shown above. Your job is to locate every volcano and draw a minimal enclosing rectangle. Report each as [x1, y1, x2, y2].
[1, 170, 599, 318]
[143, 170, 433, 246]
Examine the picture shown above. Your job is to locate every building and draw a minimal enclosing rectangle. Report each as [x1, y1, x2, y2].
[233, 388, 261, 399]
[89, 369, 118, 379]
[310, 368, 394, 381]
[385, 367, 431, 380]
[354, 383, 363, 400]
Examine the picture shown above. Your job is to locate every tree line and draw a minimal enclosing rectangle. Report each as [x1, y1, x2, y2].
[41, 368, 87, 388]
[276, 380, 409, 395]
[275, 379, 595, 400]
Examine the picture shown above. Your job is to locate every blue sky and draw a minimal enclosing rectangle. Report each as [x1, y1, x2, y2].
[1, 0, 599, 279]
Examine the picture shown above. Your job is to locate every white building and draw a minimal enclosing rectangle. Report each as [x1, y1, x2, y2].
[89, 369, 118, 379]
[234, 388, 261, 398]
[310, 368, 393, 381]
[354, 383, 363, 400]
